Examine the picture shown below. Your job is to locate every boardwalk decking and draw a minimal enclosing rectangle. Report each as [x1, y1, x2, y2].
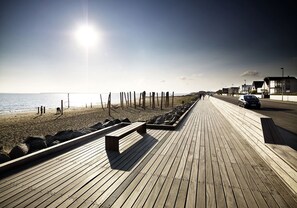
[1, 99, 297, 207]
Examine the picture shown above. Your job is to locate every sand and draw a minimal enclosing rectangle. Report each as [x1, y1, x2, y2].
[0, 106, 172, 152]
[0, 95, 196, 153]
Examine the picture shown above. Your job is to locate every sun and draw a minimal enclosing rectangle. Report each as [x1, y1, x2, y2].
[75, 24, 99, 49]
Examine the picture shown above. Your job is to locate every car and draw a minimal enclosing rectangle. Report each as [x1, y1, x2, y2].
[238, 94, 261, 109]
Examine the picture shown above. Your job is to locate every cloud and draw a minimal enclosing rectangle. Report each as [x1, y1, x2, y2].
[241, 70, 260, 77]
[180, 76, 187, 80]
[160, 80, 166, 83]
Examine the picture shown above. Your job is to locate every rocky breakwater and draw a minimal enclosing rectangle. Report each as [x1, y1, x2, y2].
[146, 101, 194, 125]
[0, 118, 130, 164]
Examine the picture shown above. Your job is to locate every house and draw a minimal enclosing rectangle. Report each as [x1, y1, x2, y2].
[240, 84, 252, 94]
[251, 81, 264, 93]
[222, 88, 229, 95]
[228, 87, 240, 95]
[264, 76, 297, 94]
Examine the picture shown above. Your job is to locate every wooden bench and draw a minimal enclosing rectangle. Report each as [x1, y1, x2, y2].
[105, 122, 146, 151]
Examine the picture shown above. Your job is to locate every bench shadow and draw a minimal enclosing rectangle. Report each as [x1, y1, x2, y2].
[106, 133, 158, 171]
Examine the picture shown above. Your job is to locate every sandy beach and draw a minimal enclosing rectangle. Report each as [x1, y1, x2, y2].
[0, 95, 195, 152]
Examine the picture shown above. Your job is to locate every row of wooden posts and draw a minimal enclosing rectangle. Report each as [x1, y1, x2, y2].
[38, 91, 174, 116]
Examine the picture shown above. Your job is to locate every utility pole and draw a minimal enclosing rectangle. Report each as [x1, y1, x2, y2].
[281, 67, 284, 101]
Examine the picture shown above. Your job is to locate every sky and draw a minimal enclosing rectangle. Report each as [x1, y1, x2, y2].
[0, 0, 297, 93]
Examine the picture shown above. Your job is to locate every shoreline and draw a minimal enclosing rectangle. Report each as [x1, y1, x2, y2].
[0, 95, 196, 153]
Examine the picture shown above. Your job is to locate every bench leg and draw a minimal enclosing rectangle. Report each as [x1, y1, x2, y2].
[136, 124, 146, 134]
[105, 137, 119, 152]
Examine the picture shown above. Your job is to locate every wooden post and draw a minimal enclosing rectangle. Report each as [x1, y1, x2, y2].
[68, 93, 70, 108]
[142, 91, 146, 110]
[149, 92, 151, 108]
[152, 92, 155, 109]
[108, 93, 111, 116]
[100, 94, 104, 110]
[172, 91, 174, 107]
[37, 107, 39, 114]
[40, 106, 43, 115]
[134, 91, 136, 109]
[61, 100, 63, 115]
[157, 93, 159, 106]
[166, 92, 169, 107]
[139, 92, 142, 107]
[124, 92, 127, 107]
[160, 92, 163, 110]
[91, 103, 92, 108]
[43, 106, 46, 114]
[129, 92, 131, 106]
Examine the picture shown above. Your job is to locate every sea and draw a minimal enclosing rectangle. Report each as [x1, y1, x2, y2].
[0, 92, 187, 115]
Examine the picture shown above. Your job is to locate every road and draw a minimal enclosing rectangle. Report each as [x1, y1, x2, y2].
[214, 95, 297, 150]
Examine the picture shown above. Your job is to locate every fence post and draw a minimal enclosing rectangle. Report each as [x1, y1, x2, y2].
[139, 92, 142, 107]
[142, 91, 146, 110]
[134, 91, 136, 109]
[152, 92, 155, 109]
[61, 100, 63, 115]
[172, 91, 174, 107]
[161, 92, 163, 110]
[108, 93, 111, 116]
[100, 94, 104, 110]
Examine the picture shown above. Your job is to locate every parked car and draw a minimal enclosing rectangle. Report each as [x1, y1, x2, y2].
[238, 95, 261, 109]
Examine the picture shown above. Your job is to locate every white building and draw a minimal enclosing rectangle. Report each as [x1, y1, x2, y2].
[264, 76, 297, 94]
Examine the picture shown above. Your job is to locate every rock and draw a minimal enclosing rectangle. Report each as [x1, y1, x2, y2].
[54, 130, 83, 142]
[90, 122, 103, 130]
[79, 128, 96, 134]
[24, 136, 47, 153]
[45, 135, 55, 146]
[154, 116, 165, 124]
[50, 140, 60, 146]
[104, 119, 110, 123]
[0, 152, 10, 164]
[9, 143, 29, 159]
[121, 118, 131, 123]
[103, 120, 114, 127]
[113, 119, 121, 124]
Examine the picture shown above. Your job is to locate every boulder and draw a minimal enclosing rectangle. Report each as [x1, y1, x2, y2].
[0, 152, 10, 164]
[24, 136, 47, 153]
[45, 135, 55, 146]
[154, 116, 165, 124]
[79, 128, 96, 134]
[54, 130, 84, 142]
[9, 143, 29, 159]
[104, 118, 110, 123]
[103, 120, 114, 127]
[121, 118, 131, 123]
[90, 122, 103, 130]
[113, 119, 121, 124]
[50, 140, 60, 146]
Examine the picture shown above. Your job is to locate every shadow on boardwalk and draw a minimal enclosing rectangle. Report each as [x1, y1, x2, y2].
[106, 133, 158, 171]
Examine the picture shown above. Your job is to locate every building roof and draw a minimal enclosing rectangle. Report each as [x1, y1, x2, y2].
[252, 81, 264, 88]
[264, 76, 297, 81]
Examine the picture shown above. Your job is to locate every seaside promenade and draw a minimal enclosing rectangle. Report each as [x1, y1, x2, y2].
[0, 99, 297, 207]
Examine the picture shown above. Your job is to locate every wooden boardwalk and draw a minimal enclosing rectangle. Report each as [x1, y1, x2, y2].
[1, 99, 297, 207]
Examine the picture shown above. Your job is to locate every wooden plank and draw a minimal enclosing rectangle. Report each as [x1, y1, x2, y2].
[214, 184, 227, 208]
[196, 182, 206, 208]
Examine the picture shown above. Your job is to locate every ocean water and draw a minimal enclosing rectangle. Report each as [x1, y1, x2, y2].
[0, 93, 115, 114]
[0, 92, 187, 114]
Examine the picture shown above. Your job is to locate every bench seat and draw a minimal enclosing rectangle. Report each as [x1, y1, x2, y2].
[105, 122, 146, 151]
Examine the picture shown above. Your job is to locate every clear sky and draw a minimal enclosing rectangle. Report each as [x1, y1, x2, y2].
[0, 0, 296, 93]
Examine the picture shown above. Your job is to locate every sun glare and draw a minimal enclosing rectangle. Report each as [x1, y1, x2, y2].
[75, 24, 99, 49]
